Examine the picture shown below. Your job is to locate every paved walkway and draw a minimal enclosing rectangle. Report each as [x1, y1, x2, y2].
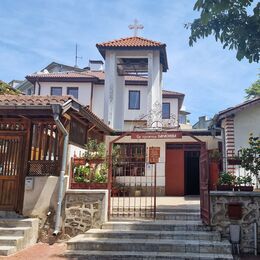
[0, 242, 67, 260]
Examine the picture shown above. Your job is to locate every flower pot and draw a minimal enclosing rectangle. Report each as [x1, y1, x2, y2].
[216, 184, 233, 191]
[239, 186, 253, 192]
[70, 182, 107, 189]
[227, 158, 242, 165]
[73, 158, 86, 166]
[87, 158, 105, 165]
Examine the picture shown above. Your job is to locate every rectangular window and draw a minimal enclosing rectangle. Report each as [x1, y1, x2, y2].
[113, 143, 146, 176]
[51, 87, 62, 96]
[128, 90, 140, 110]
[67, 87, 79, 99]
[162, 103, 170, 119]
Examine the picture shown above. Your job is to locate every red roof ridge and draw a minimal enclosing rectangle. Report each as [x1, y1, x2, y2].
[96, 36, 166, 48]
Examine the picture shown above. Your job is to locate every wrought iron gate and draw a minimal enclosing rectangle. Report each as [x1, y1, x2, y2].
[200, 143, 210, 224]
[109, 142, 156, 220]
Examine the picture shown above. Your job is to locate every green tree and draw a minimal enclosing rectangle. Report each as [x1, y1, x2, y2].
[239, 134, 260, 185]
[245, 76, 260, 99]
[0, 81, 20, 95]
[186, 0, 260, 63]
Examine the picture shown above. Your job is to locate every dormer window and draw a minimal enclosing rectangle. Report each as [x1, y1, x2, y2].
[162, 103, 170, 119]
[129, 90, 140, 110]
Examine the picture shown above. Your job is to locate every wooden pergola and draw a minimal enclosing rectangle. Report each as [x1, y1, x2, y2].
[0, 95, 112, 213]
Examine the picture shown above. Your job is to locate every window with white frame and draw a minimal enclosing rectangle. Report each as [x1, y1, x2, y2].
[128, 90, 140, 110]
[162, 103, 170, 119]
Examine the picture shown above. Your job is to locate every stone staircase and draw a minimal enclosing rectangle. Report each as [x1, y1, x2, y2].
[65, 207, 233, 259]
[0, 217, 39, 256]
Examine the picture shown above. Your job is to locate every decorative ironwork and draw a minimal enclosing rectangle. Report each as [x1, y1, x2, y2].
[134, 101, 179, 130]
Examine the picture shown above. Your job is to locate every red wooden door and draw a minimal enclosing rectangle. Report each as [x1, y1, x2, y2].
[200, 143, 210, 224]
[0, 135, 23, 211]
[165, 148, 184, 196]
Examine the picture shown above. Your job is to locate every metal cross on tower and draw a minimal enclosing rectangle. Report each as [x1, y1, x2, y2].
[128, 19, 144, 36]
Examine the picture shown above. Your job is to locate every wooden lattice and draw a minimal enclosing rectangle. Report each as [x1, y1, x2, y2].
[28, 160, 59, 176]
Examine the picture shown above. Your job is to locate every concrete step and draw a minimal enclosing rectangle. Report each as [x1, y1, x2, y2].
[156, 207, 200, 213]
[0, 218, 39, 256]
[0, 245, 17, 256]
[65, 250, 233, 259]
[0, 236, 24, 247]
[67, 238, 232, 254]
[0, 211, 23, 219]
[0, 227, 31, 236]
[0, 218, 38, 228]
[83, 229, 221, 241]
[102, 220, 211, 232]
[156, 212, 201, 220]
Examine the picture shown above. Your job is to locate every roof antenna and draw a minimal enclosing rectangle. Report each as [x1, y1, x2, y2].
[74, 43, 82, 67]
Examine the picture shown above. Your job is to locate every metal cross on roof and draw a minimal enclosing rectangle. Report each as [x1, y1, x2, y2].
[128, 19, 144, 36]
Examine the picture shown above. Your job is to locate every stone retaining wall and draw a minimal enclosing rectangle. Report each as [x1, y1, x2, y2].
[62, 190, 108, 237]
[210, 191, 260, 254]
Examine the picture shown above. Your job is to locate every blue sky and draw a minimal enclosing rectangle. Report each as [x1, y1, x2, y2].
[0, 0, 259, 123]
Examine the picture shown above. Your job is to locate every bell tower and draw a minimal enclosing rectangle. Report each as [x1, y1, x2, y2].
[96, 35, 168, 130]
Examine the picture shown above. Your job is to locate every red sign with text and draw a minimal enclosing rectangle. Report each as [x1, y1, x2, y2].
[131, 131, 182, 140]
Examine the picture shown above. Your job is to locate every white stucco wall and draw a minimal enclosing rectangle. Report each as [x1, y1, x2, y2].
[162, 97, 179, 127]
[38, 82, 92, 106]
[23, 176, 68, 218]
[92, 84, 104, 119]
[124, 85, 148, 121]
[234, 104, 260, 152]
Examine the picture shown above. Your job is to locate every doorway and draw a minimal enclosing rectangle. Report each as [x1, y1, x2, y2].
[165, 144, 200, 196]
[184, 151, 200, 195]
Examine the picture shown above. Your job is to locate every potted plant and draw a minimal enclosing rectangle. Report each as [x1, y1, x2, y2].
[235, 175, 254, 192]
[134, 185, 142, 197]
[84, 139, 106, 164]
[216, 171, 236, 191]
[111, 182, 128, 197]
[71, 162, 108, 189]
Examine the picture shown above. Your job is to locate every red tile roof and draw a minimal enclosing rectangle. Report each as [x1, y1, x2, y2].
[96, 36, 165, 48]
[96, 36, 168, 72]
[0, 94, 72, 106]
[217, 97, 260, 120]
[162, 90, 184, 96]
[27, 71, 96, 79]
[0, 95, 113, 133]
[26, 70, 148, 84]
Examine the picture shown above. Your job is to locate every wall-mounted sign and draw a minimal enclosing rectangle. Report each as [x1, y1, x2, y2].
[131, 131, 182, 140]
[149, 147, 160, 164]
